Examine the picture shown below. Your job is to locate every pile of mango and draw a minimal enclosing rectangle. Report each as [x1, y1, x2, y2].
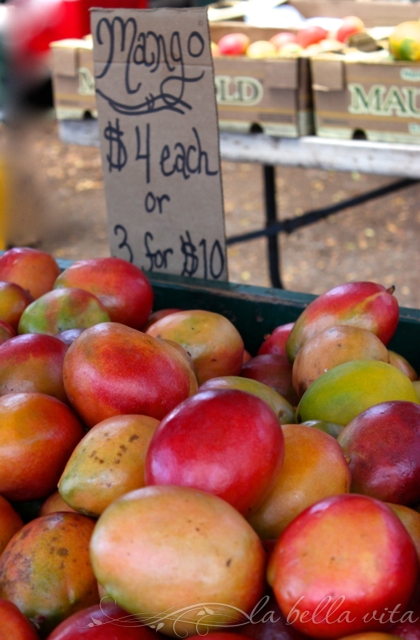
[0, 247, 419, 639]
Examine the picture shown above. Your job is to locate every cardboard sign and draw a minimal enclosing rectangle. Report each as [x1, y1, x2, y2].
[91, 8, 227, 280]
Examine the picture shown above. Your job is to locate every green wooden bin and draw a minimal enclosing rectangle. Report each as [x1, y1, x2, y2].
[147, 272, 420, 370]
[57, 260, 420, 370]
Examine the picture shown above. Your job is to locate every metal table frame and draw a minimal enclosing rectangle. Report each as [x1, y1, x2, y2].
[219, 132, 420, 287]
[58, 119, 420, 288]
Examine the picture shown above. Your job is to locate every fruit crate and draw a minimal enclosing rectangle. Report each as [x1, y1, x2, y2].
[61, 261, 420, 371]
[207, 0, 420, 136]
[210, 22, 313, 137]
[311, 49, 420, 144]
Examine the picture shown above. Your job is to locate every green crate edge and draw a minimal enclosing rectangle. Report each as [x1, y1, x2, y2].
[57, 259, 420, 370]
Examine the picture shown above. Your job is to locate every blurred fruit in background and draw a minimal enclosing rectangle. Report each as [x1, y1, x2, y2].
[218, 32, 251, 56]
[334, 15, 365, 43]
[389, 20, 420, 61]
[296, 24, 328, 49]
[246, 39, 277, 59]
[269, 31, 298, 53]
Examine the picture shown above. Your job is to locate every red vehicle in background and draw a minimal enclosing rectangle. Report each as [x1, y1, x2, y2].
[10, 0, 148, 57]
[3, 0, 148, 113]
[1, 0, 206, 113]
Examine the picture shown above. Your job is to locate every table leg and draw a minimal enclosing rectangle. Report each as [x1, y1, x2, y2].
[263, 164, 283, 289]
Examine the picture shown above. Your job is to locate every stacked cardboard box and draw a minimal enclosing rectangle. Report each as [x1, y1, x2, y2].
[311, 50, 420, 144]
[50, 1, 420, 140]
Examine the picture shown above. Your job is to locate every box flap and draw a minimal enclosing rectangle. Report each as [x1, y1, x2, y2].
[312, 58, 344, 91]
[264, 59, 298, 89]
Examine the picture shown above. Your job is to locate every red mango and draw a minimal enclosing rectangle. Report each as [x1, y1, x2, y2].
[257, 322, 294, 357]
[0, 598, 40, 639]
[54, 257, 154, 330]
[286, 281, 399, 362]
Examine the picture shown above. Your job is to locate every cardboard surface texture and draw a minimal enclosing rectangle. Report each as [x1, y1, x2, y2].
[90, 8, 227, 281]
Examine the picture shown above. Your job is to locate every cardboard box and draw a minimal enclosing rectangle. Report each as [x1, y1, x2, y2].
[50, 2, 420, 135]
[213, 55, 312, 137]
[50, 38, 96, 120]
[210, 23, 313, 137]
[311, 50, 420, 144]
[208, 0, 420, 135]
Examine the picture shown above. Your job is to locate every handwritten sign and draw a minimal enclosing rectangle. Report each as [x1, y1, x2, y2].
[91, 8, 227, 280]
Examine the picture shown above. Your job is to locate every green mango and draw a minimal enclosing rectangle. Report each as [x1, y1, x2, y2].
[18, 288, 110, 335]
[296, 360, 419, 426]
[199, 375, 295, 425]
